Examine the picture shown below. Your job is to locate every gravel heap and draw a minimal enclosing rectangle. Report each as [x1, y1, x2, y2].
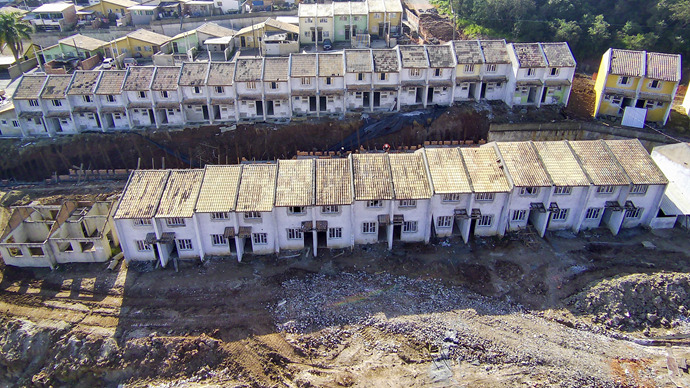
[567, 272, 690, 330]
[273, 272, 518, 334]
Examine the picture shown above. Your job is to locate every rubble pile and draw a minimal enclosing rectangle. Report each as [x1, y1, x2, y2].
[568, 273, 690, 330]
[274, 272, 518, 334]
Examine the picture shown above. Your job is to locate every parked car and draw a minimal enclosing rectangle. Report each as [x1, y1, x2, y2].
[102, 58, 115, 69]
[323, 39, 332, 51]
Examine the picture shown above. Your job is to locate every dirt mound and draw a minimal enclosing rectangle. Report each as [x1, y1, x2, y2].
[567, 272, 690, 330]
[418, 13, 462, 43]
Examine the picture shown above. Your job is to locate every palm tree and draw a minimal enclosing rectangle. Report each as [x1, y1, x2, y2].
[0, 12, 33, 61]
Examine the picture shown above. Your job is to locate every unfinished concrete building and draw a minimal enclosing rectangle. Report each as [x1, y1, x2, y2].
[0, 201, 118, 268]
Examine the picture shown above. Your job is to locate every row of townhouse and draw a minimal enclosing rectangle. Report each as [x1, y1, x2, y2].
[6, 41, 575, 136]
[594, 48, 682, 125]
[298, 0, 403, 44]
[112, 139, 669, 268]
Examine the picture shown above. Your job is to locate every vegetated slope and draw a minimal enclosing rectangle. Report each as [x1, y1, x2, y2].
[433, 0, 690, 61]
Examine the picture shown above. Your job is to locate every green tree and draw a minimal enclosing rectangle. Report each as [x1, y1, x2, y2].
[0, 12, 33, 61]
[552, 19, 582, 45]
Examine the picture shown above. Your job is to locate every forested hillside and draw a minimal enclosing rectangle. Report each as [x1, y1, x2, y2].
[434, 0, 690, 64]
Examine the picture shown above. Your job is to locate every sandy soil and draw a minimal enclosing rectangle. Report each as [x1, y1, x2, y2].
[1, 189, 689, 387]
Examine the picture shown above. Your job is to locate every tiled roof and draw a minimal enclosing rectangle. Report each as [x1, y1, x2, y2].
[383, 0, 403, 12]
[319, 53, 344, 77]
[178, 62, 208, 86]
[426, 45, 454, 68]
[67, 71, 101, 95]
[13, 75, 47, 100]
[40, 75, 72, 99]
[58, 34, 107, 51]
[460, 147, 510, 192]
[298, 3, 332, 17]
[235, 58, 263, 82]
[496, 142, 552, 187]
[540, 42, 575, 67]
[95, 70, 126, 95]
[532, 141, 590, 186]
[646, 52, 681, 82]
[609, 49, 645, 77]
[291, 54, 317, 77]
[332, 2, 350, 15]
[123, 66, 155, 91]
[346, 49, 373, 73]
[275, 159, 315, 207]
[151, 66, 180, 91]
[236, 164, 277, 212]
[263, 57, 289, 81]
[399, 45, 429, 68]
[155, 169, 204, 218]
[352, 153, 393, 200]
[568, 140, 630, 186]
[389, 152, 432, 199]
[264, 18, 299, 34]
[114, 170, 169, 219]
[372, 49, 399, 72]
[424, 147, 472, 194]
[196, 22, 235, 37]
[126, 29, 171, 46]
[479, 40, 510, 64]
[452, 40, 483, 64]
[366, 0, 385, 13]
[316, 158, 353, 206]
[207, 62, 235, 85]
[604, 139, 668, 185]
[196, 165, 242, 213]
[511, 43, 546, 68]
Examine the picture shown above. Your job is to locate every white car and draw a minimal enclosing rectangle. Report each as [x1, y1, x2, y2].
[102, 58, 115, 69]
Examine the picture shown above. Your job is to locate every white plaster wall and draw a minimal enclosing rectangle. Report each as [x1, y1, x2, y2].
[73, 111, 101, 130]
[399, 85, 423, 106]
[352, 200, 391, 245]
[579, 185, 624, 230]
[19, 117, 47, 135]
[181, 86, 208, 100]
[316, 205, 353, 249]
[183, 105, 207, 122]
[345, 91, 368, 110]
[237, 211, 277, 255]
[393, 199, 430, 242]
[115, 218, 157, 261]
[621, 184, 665, 228]
[319, 76, 345, 91]
[15, 100, 43, 113]
[196, 212, 238, 257]
[155, 217, 200, 259]
[505, 186, 550, 232]
[546, 186, 588, 231]
[322, 94, 344, 114]
[275, 206, 313, 251]
[265, 98, 291, 117]
[429, 194, 471, 237]
[0, 244, 55, 268]
[237, 99, 262, 119]
[453, 82, 474, 100]
[292, 95, 314, 115]
[472, 192, 508, 237]
[51, 238, 111, 264]
[97, 94, 125, 108]
[372, 90, 397, 111]
[483, 81, 507, 100]
[427, 86, 452, 105]
[264, 81, 290, 96]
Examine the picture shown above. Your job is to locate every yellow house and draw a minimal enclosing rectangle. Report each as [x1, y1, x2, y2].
[594, 48, 681, 125]
[111, 29, 172, 58]
[235, 18, 298, 49]
[82, 0, 138, 17]
[366, 0, 402, 38]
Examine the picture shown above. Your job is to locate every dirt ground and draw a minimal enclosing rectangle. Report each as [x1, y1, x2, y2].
[1, 190, 690, 387]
